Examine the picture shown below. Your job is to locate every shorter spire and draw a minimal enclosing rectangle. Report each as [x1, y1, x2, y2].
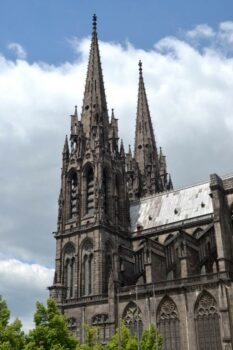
[120, 139, 125, 157]
[63, 135, 69, 155]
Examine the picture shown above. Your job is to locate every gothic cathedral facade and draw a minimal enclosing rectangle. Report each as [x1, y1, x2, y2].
[49, 15, 233, 350]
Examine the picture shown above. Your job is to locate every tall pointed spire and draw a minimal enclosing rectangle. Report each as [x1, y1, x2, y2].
[81, 14, 109, 139]
[134, 60, 161, 195]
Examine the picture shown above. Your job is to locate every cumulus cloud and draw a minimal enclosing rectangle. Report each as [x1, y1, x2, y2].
[7, 42, 27, 59]
[1, 21, 233, 329]
[186, 24, 215, 39]
[0, 258, 53, 332]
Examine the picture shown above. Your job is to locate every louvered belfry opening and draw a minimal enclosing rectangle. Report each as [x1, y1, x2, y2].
[86, 167, 94, 215]
[70, 172, 78, 218]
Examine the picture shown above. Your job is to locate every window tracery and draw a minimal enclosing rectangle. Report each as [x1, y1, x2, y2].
[195, 291, 221, 350]
[82, 240, 94, 295]
[92, 314, 109, 343]
[123, 302, 143, 339]
[157, 297, 180, 350]
[63, 243, 75, 299]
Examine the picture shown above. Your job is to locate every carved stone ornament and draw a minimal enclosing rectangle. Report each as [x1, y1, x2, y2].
[158, 298, 178, 320]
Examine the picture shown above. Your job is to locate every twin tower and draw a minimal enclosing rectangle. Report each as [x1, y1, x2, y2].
[58, 15, 172, 233]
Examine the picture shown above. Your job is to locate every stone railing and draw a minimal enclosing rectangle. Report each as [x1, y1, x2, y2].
[63, 294, 108, 305]
[119, 271, 231, 296]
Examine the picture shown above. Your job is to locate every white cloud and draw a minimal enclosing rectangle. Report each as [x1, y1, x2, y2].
[186, 24, 215, 39]
[1, 21, 233, 330]
[0, 259, 54, 332]
[7, 42, 27, 59]
[219, 21, 233, 44]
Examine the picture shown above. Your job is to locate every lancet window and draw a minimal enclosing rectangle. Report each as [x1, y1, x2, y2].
[123, 302, 143, 339]
[92, 314, 109, 343]
[70, 172, 78, 219]
[82, 240, 94, 295]
[86, 167, 94, 215]
[63, 243, 75, 299]
[195, 291, 221, 350]
[157, 297, 180, 350]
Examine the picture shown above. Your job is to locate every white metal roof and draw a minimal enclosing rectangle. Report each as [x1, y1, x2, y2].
[130, 182, 213, 232]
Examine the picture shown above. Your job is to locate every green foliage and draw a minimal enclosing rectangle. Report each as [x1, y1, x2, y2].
[0, 296, 164, 350]
[24, 298, 77, 350]
[107, 321, 138, 350]
[140, 324, 163, 350]
[0, 296, 25, 350]
[75, 324, 104, 350]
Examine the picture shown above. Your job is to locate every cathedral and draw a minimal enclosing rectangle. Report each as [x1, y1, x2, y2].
[49, 15, 233, 350]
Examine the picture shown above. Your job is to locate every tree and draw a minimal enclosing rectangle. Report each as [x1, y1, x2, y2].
[140, 324, 163, 350]
[24, 298, 77, 350]
[107, 321, 138, 350]
[0, 296, 25, 350]
[75, 324, 104, 350]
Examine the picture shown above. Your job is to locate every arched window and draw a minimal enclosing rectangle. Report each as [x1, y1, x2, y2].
[92, 314, 109, 343]
[157, 296, 180, 350]
[123, 302, 143, 339]
[86, 167, 94, 215]
[195, 291, 221, 350]
[82, 240, 94, 296]
[63, 243, 75, 299]
[70, 172, 78, 219]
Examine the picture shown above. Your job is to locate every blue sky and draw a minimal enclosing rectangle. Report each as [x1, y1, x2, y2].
[1, 0, 233, 331]
[0, 0, 233, 63]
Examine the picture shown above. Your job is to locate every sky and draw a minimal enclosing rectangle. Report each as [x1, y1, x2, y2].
[1, 0, 233, 332]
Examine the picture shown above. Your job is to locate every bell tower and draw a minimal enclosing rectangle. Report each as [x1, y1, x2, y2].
[50, 15, 130, 307]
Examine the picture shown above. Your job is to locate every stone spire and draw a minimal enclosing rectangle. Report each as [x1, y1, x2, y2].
[63, 135, 69, 158]
[134, 60, 161, 195]
[81, 14, 109, 140]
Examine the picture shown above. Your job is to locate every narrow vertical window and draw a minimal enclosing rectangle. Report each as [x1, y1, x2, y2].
[70, 173, 78, 218]
[84, 255, 89, 295]
[63, 243, 75, 299]
[82, 240, 94, 296]
[86, 168, 94, 215]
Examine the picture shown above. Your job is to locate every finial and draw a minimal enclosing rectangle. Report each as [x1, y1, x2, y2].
[139, 60, 143, 76]
[75, 105, 78, 116]
[120, 139, 125, 155]
[63, 135, 69, 154]
[128, 144, 132, 155]
[92, 14, 97, 32]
